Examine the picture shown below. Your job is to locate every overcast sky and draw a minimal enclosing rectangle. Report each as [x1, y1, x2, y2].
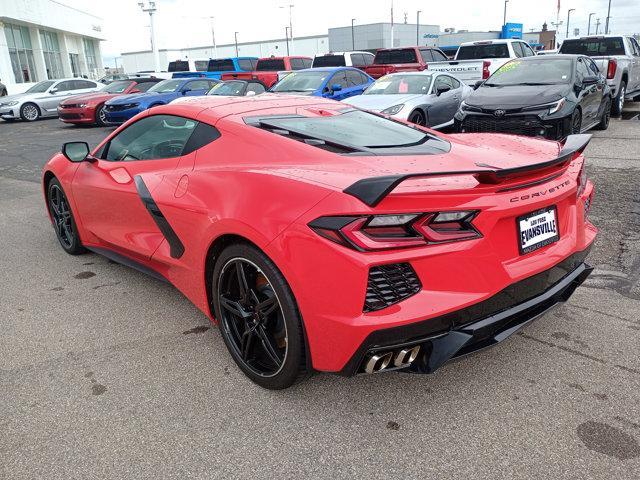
[61, 0, 639, 65]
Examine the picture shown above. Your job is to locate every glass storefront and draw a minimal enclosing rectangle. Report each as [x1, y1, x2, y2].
[5, 23, 37, 83]
[40, 29, 64, 79]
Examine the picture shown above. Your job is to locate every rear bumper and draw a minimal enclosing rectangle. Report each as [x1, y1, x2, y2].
[339, 247, 592, 376]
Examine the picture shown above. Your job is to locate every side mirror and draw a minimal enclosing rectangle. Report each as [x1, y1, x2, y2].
[246, 90, 256, 97]
[50, 88, 58, 94]
[436, 85, 451, 96]
[582, 75, 598, 86]
[62, 142, 91, 163]
[182, 88, 191, 95]
[331, 84, 343, 92]
[473, 80, 485, 90]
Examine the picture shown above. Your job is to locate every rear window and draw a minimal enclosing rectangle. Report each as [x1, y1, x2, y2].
[456, 43, 510, 60]
[374, 49, 418, 64]
[313, 55, 346, 67]
[194, 60, 209, 71]
[256, 59, 286, 71]
[208, 59, 235, 71]
[560, 38, 626, 56]
[168, 60, 190, 72]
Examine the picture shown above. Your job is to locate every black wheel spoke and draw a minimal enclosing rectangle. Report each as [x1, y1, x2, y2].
[220, 295, 248, 318]
[235, 261, 249, 298]
[257, 296, 278, 317]
[256, 325, 282, 367]
[240, 329, 255, 360]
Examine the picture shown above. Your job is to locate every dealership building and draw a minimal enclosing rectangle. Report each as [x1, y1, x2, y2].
[0, 0, 104, 94]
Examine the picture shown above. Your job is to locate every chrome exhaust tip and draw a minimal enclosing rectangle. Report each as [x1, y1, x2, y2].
[393, 345, 421, 368]
[364, 351, 393, 374]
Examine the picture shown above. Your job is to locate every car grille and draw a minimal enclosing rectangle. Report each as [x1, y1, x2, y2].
[60, 104, 81, 109]
[462, 115, 546, 137]
[105, 104, 134, 112]
[59, 113, 82, 120]
[364, 263, 422, 312]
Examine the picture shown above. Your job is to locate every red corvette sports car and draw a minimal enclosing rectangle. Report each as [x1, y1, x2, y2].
[43, 95, 596, 389]
[58, 78, 162, 126]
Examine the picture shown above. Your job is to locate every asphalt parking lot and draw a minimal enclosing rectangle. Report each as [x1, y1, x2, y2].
[1, 110, 639, 479]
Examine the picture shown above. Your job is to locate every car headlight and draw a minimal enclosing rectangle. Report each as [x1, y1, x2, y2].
[548, 98, 566, 114]
[522, 98, 566, 114]
[78, 103, 87, 108]
[3, 101, 19, 107]
[381, 104, 404, 115]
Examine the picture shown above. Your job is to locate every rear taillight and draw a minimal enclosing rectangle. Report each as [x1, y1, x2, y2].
[607, 58, 617, 79]
[577, 163, 588, 198]
[482, 61, 491, 79]
[309, 211, 480, 251]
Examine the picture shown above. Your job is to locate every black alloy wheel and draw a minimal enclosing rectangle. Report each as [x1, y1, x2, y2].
[213, 243, 307, 389]
[47, 178, 86, 255]
[611, 82, 626, 116]
[570, 108, 582, 134]
[408, 109, 426, 126]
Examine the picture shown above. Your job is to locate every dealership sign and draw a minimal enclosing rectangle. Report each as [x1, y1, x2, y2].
[501, 22, 523, 39]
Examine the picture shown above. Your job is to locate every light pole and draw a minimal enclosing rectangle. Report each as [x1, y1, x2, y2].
[209, 16, 217, 58]
[234, 32, 239, 57]
[351, 19, 356, 50]
[503, 0, 509, 27]
[595, 18, 601, 34]
[416, 11, 421, 45]
[566, 8, 575, 39]
[280, 4, 294, 55]
[605, 0, 612, 34]
[285, 26, 290, 56]
[587, 13, 595, 35]
[138, 1, 159, 72]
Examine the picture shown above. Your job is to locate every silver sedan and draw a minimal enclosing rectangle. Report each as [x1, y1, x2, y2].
[342, 71, 471, 129]
[0, 78, 99, 122]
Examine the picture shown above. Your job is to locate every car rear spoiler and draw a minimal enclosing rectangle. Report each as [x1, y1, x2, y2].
[343, 134, 591, 207]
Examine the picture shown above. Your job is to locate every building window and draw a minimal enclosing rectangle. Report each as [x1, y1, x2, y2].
[40, 30, 64, 79]
[5, 23, 37, 83]
[83, 38, 97, 73]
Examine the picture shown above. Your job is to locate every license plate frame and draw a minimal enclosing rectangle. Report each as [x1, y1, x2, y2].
[517, 206, 560, 255]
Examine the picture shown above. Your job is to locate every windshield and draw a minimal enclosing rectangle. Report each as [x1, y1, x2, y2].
[313, 55, 346, 67]
[457, 43, 509, 60]
[365, 74, 432, 95]
[560, 38, 626, 56]
[102, 80, 132, 94]
[485, 59, 573, 86]
[25, 81, 55, 93]
[271, 71, 329, 92]
[374, 49, 417, 64]
[208, 81, 245, 96]
[261, 110, 431, 148]
[256, 59, 286, 71]
[148, 79, 183, 93]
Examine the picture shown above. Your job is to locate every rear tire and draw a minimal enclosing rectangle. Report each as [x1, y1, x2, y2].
[408, 109, 426, 126]
[0, 89, 7, 96]
[46, 178, 86, 255]
[594, 97, 611, 130]
[20, 102, 40, 122]
[212, 243, 308, 389]
[611, 81, 626, 116]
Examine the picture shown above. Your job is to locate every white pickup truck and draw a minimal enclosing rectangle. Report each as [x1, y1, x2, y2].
[427, 39, 537, 85]
[560, 35, 640, 115]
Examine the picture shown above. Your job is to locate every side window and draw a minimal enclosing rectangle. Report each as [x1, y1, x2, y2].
[576, 58, 590, 81]
[433, 75, 454, 91]
[512, 42, 524, 58]
[630, 38, 640, 56]
[587, 59, 600, 76]
[246, 82, 266, 94]
[186, 80, 211, 91]
[136, 81, 157, 92]
[362, 53, 374, 65]
[55, 80, 75, 92]
[431, 50, 448, 61]
[328, 71, 348, 89]
[301, 58, 313, 68]
[103, 115, 199, 161]
[75, 80, 96, 89]
[359, 71, 370, 84]
[290, 58, 304, 70]
[350, 53, 364, 66]
[419, 49, 434, 62]
[345, 70, 364, 86]
[238, 59, 254, 71]
[523, 43, 536, 57]
[449, 76, 461, 89]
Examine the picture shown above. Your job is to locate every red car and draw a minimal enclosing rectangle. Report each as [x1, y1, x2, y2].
[364, 46, 449, 78]
[42, 95, 596, 389]
[58, 78, 162, 126]
[220, 56, 312, 88]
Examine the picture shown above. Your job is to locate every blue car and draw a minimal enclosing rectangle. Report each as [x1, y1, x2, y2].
[172, 57, 258, 80]
[269, 67, 374, 100]
[103, 78, 218, 124]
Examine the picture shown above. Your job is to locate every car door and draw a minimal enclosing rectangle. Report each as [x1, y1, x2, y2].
[429, 75, 460, 126]
[40, 80, 76, 113]
[325, 71, 349, 100]
[576, 57, 598, 123]
[629, 38, 640, 93]
[71, 114, 200, 259]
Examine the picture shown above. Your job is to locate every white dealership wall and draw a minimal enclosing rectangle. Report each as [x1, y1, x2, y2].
[122, 35, 329, 73]
[0, 0, 104, 94]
